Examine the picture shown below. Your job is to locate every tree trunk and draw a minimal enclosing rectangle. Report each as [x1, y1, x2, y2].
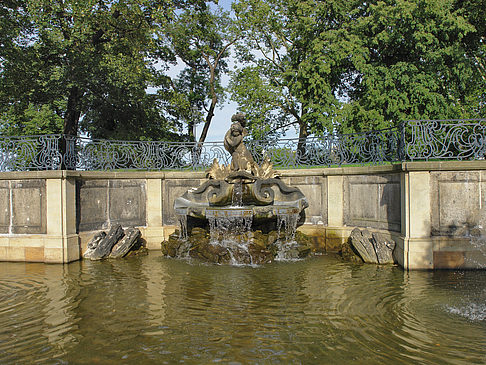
[198, 97, 216, 145]
[61, 86, 81, 169]
[297, 119, 308, 163]
[198, 62, 217, 145]
[64, 86, 81, 136]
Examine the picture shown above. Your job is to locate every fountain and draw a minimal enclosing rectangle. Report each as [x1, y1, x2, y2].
[162, 113, 311, 264]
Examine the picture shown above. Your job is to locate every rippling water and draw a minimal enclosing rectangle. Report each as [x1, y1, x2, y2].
[1, 252, 485, 364]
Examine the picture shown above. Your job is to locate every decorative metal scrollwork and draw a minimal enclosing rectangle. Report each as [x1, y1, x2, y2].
[0, 119, 485, 172]
[405, 119, 486, 161]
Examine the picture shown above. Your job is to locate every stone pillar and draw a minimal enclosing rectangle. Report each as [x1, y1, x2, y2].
[143, 177, 165, 250]
[402, 171, 433, 269]
[326, 175, 346, 251]
[45, 174, 79, 263]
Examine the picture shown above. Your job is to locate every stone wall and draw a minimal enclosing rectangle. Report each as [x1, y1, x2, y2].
[77, 179, 147, 231]
[0, 162, 486, 269]
[343, 174, 401, 232]
[0, 179, 46, 234]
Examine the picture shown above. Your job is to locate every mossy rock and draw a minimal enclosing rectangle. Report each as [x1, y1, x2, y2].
[341, 239, 364, 263]
[295, 231, 312, 246]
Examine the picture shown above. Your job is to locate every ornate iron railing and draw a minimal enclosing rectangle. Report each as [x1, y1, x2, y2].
[0, 134, 63, 171]
[0, 119, 485, 171]
[405, 119, 486, 161]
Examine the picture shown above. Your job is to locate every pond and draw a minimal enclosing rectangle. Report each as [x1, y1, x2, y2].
[1, 252, 485, 364]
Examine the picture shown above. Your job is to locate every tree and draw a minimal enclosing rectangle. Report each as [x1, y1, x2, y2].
[230, 0, 352, 153]
[337, 0, 485, 133]
[230, 0, 485, 141]
[0, 0, 201, 140]
[168, 5, 237, 143]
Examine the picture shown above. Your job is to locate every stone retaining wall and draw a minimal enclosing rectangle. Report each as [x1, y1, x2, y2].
[1, 161, 485, 269]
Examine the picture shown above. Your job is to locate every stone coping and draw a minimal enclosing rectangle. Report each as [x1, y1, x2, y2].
[0, 160, 485, 180]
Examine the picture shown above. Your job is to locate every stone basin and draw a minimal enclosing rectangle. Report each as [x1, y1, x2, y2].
[176, 205, 303, 222]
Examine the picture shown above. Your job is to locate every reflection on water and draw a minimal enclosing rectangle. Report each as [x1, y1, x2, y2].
[1, 253, 486, 364]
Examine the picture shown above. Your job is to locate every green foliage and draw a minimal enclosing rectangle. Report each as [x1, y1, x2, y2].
[0, 0, 199, 140]
[230, 0, 485, 138]
[230, 0, 353, 140]
[1, 0, 484, 142]
[338, 0, 485, 133]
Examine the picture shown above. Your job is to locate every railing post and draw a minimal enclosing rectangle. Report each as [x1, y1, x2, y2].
[398, 122, 406, 161]
[60, 134, 77, 170]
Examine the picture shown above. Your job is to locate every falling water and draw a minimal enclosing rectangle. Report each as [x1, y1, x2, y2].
[277, 212, 300, 243]
[208, 212, 254, 265]
[174, 208, 189, 240]
[275, 212, 301, 261]
[177, 215, 188, 240]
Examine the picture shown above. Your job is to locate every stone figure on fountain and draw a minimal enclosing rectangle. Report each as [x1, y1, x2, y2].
[224, 113, 255, 173]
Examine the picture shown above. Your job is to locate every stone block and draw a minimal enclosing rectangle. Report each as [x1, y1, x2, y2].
[25, 247, 45, 262]
[163, 179, 205, 225]
[109, 180, 146, 227]
[344, 174, 401, 232]
[0, 181, 10, 234]
[44, 248, 63, 263]
[141, 227, 166, 250]
[11, 180, 46, 234]
[7, 246, 25, 261]
[408, 172, 431, 238]
[287, 176, 327, 225]
[327, 175, 343, 226]
[77, 180, 108, 231]
[408, 248, 434, 270]
[146, 179, 163, 227]
[66, 236, 81, 262]
[436, 179, 479, 235]
[379, 182, 401, 230]
[433, 251, 465, 269]
[0, 246, 7, 261]
[431, 171, 481, 236]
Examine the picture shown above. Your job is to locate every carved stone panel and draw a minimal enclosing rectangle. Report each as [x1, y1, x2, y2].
[430, 171, 483, 236]
[344, 174, 401, 232]
[77, 179, 146, 232]
[109, 180, 146, 227]
[77, 180, 109, 232]
[11, 180, 46, 234]
[284, 176, 327, 225]
[163, 178, 206, 225]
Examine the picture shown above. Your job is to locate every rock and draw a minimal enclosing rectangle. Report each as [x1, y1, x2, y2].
[349, 228, 378, 264]
[89, 225, 125, 261]
[267, 231, 279, 245]
[191, 242, 229, 263]
[191, 227, 208, 236]
[231, 246, 251, 264]
[252, 231, 267, 248]
[110, 228, 141, 258]
[248, 244, 273, 264]
[297, 245, 311, 258]
[340, 239, 363, 263]
[83, 231, 106, 259]
[295, 231, 312, 246]
[372, 232, 395, 264]
[125, 239, 148, 257]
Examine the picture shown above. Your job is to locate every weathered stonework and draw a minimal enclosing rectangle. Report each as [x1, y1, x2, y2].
[77, 179, 146, 231]
[0, 161, 485, 268]
[344, 174, 401, 232]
